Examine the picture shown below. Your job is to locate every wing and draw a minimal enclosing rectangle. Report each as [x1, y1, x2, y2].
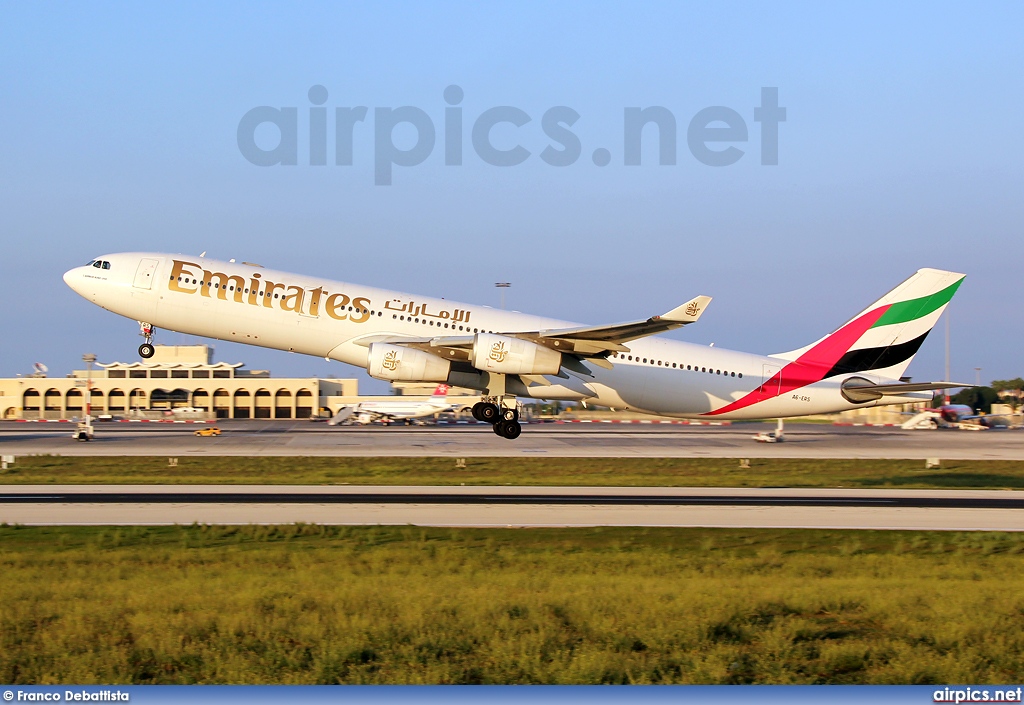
[527, 295, 713, 354]
[355, 295, 712, 372]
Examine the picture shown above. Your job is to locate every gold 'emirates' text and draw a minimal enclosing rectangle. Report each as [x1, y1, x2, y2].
[167, 260, 373, 323]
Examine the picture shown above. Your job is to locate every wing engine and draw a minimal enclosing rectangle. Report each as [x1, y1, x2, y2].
[367, 343, 451, 382]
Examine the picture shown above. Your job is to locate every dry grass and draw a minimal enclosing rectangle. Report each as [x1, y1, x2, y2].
[2, 525, 1023, 684]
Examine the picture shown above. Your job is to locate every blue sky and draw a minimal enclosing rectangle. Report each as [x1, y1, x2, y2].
[1, 2, 1021, 390]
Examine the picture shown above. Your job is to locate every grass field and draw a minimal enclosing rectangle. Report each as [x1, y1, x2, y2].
[2, 524, 1023, 684]
[2, 455, 1024, 488]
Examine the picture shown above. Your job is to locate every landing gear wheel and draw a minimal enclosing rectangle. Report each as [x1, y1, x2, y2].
[496, 420, 522, 439]
[471, 402, 485, 422]
[501, 407, 519, 422]
[478, 403, 499, 423]
[138, 343, 155, 359]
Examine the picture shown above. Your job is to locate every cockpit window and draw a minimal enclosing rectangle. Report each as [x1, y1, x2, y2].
[92, 261, 102, 268]
[102, 261, 110, 269]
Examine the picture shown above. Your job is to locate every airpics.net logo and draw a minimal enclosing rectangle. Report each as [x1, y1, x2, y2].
[237, 85, 786, 185]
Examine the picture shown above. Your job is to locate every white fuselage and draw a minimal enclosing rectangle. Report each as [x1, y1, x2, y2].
[63, 253, 928, 420]
[354, 398, 459, 420]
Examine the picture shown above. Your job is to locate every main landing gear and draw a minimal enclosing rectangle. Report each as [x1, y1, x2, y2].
[138, 322, 156, 359]
[471, 396, 521, 440]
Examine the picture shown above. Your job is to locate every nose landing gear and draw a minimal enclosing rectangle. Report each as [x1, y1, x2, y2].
[472, 396, 522, 440]
[138, 322, 156, 359]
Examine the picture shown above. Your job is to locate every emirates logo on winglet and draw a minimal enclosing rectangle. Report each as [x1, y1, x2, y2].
[685, 301, 702, 317]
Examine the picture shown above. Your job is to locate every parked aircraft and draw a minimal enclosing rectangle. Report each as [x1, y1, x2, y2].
[901, 405, 1017, 430]
[64, 254, 972, 439]
[327, 384, 469, 425]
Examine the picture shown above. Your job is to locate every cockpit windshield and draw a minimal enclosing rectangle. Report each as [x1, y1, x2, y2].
[88, 260, 111, 270]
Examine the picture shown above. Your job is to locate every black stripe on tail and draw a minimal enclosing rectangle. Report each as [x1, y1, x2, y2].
[823, 331, 930, 379]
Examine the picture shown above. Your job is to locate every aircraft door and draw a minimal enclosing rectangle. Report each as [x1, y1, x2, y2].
[761, 364, 782, 396]
[133, 258, 159, 289]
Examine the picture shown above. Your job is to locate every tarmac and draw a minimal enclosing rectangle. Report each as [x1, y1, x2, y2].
[1, 419, 1022, 459]
[3, 421, 1020, 530]
[2, 485, 1022, 530]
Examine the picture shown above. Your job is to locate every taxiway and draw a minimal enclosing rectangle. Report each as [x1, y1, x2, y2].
[1, 421, 1022, 459]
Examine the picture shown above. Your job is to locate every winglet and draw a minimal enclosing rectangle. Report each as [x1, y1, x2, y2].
[657, 296, 712, 324]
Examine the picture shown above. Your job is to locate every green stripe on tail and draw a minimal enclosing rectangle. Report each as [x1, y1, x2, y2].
[871, 277, 964, 329]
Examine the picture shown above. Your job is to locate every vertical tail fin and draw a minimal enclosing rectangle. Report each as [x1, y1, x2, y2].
[431, 384, 450, 398]
[773, 268, 965, 380]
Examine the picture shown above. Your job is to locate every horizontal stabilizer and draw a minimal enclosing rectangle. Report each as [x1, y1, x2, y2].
[841, 379, 973, 403]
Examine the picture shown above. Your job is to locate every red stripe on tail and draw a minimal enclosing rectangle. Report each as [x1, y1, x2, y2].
[704, 305, 889, 416]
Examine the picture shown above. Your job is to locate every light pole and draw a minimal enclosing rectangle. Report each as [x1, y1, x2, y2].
[975, 367, 982, 387]
[78, 353, 97, 441]
[82, 354, 96, 421]
[495, 282, 511, 310]
[944, 310, 951, 403]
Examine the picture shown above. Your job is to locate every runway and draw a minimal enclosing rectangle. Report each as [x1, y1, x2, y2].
[3, 485, 1023, 531]
[2, 420, 1023, 459]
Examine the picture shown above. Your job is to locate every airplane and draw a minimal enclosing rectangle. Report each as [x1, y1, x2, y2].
[327, 383, 471, 426]
[63, 253, 973, 440]
[901, 404, 1017, 430]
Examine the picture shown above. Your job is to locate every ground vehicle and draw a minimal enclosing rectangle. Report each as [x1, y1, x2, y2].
[194, 426, 221, 437]
[72, 418, 94, 442]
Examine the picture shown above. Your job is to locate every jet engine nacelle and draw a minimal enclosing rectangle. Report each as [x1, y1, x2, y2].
[471, 333, 562, 375]
[367, 343, 451, 382]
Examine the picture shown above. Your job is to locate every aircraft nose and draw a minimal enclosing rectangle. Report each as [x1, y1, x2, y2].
[63, 266, 85, 295]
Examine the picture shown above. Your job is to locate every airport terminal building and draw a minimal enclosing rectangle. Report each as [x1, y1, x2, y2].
[0, 346, 360, 420]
